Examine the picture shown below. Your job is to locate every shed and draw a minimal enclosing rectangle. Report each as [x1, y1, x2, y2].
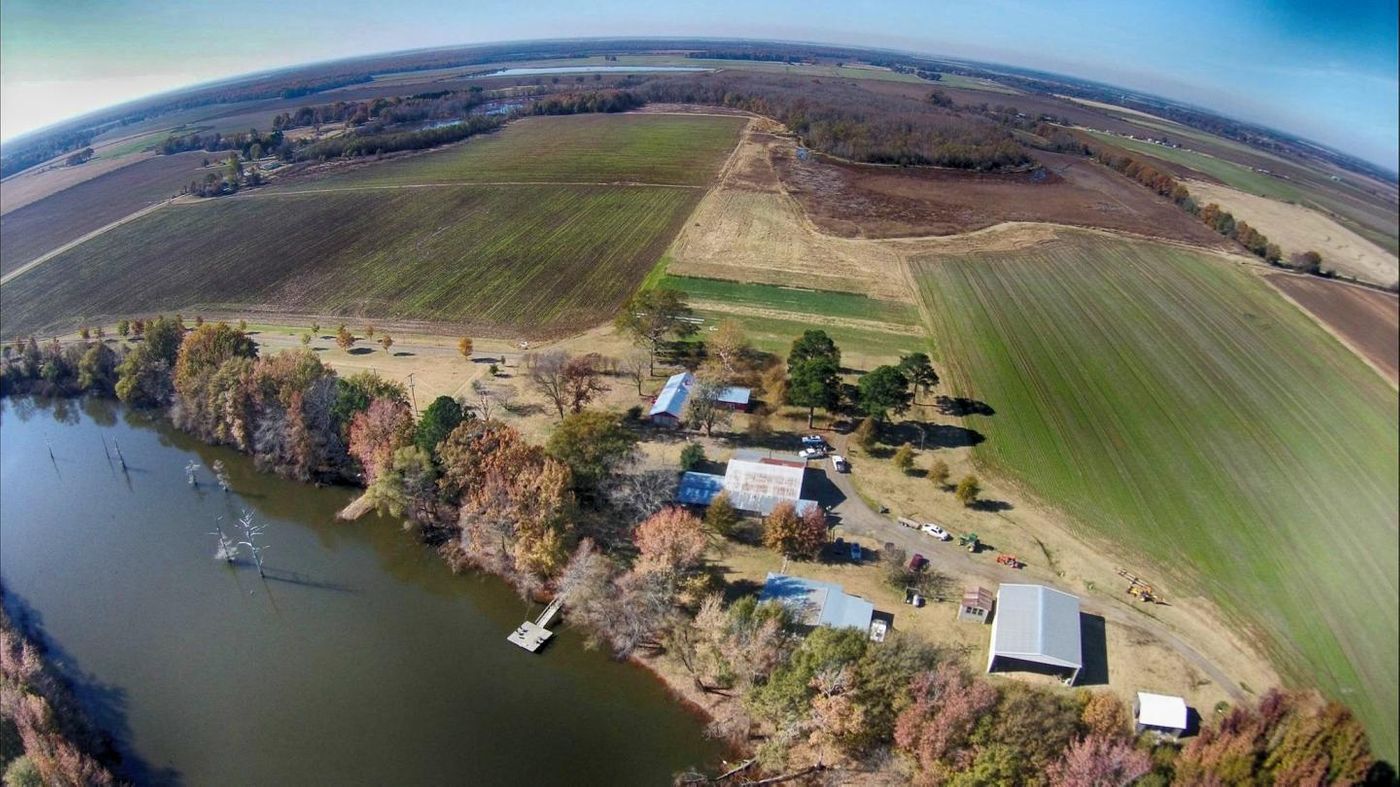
[958, 586, 995, 624]
[986, 584, 1082, 684]
[716, 386, 752, 411]
[648, 371, 693, 426]
[758, 573, 874, 632]
[1135, 692, 1189, 739]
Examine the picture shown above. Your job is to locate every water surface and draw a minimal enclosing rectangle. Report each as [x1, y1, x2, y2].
[0, 396, 721, 785]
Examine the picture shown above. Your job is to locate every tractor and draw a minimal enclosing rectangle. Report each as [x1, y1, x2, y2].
[958, 532, 980, 553]
[996, 554, 1023, 569]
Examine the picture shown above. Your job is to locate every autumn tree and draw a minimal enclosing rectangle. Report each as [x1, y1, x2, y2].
[634, 506, 708, 575]
[615, 288, 697, 373]
[893, 443, 915, 474]
[852, 416, 878, 451]
[929, 458, 950, 489]
[173, 322, 257, 398]
[458, 336, 474, 360]
[364, 444, 438, 521]
[1080, 691, 1131, 738]
[703, 492, 740, 538]
[955, 475, 981, 507]
[348, 397, 415, 483]
[378, 335, 393, 354]
[894, 664, 999, 780]
[763, 502, 827, 559]
[335, 324, 356, 351]
[1046, 734, 1151, 787]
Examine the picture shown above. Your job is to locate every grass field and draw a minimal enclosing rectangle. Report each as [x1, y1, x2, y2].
[0, 151, 209, 275]
[1083, 130, 1312, 202]
[288, 113, 747, 188]
[658, 274, 922, 365]
[912, 233, 1399, 756]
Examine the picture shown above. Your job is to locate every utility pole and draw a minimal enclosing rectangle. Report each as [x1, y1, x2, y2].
[406, 372, 418, 412]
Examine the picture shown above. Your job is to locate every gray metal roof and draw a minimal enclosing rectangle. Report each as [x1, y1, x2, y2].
[649, 372, 692, 418]
[758, 572, 874, 631]
[988, 584, 1082, 670]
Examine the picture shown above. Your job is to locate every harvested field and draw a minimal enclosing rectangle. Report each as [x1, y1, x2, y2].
[0, 185, 699, 339]
[2, 152, 152, 215]
[913, 231, 1399, 755]
[1185, 179, 1398, 285]
[1266, 274, 1399, 384]
[281, 113, 747, 189]
[774, 143, 1228, 246]
[0, 152, 209, 276]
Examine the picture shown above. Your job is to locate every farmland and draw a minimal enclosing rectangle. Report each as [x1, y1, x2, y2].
[0, 151, 209, 275]
[0, 185, 698, 338]
[913, 232, 1399, 753]
[285, 113, 747, 188]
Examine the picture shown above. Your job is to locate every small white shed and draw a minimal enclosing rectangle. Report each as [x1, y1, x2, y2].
[1134, 692, 1189, 739]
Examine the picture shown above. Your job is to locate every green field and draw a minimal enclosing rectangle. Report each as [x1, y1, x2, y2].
[289, 113, 746, 188]
[913, 233, 1398, 756]
[1, 184, 700, 338]
[657, 275, 923, 364]
[1084, 130, 1312, 202]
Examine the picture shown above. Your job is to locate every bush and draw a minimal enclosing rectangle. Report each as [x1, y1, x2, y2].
[679, 443, 706, 471]
[893, 443, 915, 473]
[955, 475, 981, 507]
[704, 492, 740, 537]
[929, 458, 950, 488]
[853, 417, 878, 451]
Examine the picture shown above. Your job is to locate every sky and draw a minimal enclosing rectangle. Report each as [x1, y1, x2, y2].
[3, 0, 1397, 170]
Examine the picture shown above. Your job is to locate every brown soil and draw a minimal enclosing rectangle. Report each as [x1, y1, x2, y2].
[772, 145, 1228, 246]
[1265, 274, 1400, 384]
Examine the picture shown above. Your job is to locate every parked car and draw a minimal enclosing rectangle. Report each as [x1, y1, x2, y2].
[921, 523, 952, 541]
[801, 434, 828, 448]
[869, 619, 888, 642]
[830, 455, 849, 473]
[909, 553, 929, 572]
[798, 447, 827, 460]
[849, 542, 863, 561]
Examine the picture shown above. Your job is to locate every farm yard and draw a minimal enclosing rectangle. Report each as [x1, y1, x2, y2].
[0, 113, 745, 338]
[0, 151, 209, 276]
[913, 231, 1399, 752]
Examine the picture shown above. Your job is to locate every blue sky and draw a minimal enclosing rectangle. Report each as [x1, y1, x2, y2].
[3, 0, 1397, 170]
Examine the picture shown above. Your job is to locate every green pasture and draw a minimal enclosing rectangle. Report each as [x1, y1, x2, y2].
[913, 233, 1399, 757]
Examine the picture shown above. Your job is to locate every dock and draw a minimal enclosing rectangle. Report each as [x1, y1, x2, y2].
[507, 596, 564, 653]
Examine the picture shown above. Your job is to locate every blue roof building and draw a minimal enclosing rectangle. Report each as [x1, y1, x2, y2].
[758, 572, 875, 632]
[676, 471, 726, 506]
[649, 372, 693, 424]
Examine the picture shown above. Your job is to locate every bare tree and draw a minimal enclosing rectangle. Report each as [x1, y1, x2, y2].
[212, 459, 231, 492]
[528, 351, 570, 419]
[185, 460, 201, 486]
[687, 376, 733, 437]
[210, 517, 240, 562]
[471, 379, 499, 421]
[620, 349, 651, 396]
[237, 510, 269, 578]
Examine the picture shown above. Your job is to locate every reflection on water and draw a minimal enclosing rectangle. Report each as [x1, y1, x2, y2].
[0, 396, 720, 786]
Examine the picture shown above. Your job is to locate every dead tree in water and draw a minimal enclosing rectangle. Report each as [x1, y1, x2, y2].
[185, 460, 201, 486]
[237, 511, 269, 578]
[112, 439, 127, 471]
[210, 517, 240, 563]
[212, 460, 231, 493]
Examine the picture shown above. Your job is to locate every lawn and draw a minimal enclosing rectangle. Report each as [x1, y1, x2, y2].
[287, 113, 747, 188]
[912, 233, 1399, 756]
[1, 185, 699, 338]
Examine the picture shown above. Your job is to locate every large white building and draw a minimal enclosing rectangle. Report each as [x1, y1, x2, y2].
[676, 451, 819, 515]
[986, 584, 1083, 684]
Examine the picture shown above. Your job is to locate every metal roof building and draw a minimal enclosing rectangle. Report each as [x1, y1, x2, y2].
[649, 371, 693, 422]
[676, 471, 726, 506]
[1135, 692, 1189, 739]
[722, 453, 818, 515]
[759, 573, 874, 632]
[986, 584, 1083, 684]
[716, 386, 751, 410]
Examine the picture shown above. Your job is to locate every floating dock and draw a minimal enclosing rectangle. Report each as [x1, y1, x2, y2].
[507, 596, 564, 653]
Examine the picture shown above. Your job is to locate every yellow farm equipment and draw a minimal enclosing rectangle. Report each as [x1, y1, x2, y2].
[1116, 568, 1165, 604]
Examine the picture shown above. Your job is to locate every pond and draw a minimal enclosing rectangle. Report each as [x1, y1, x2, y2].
[0, 396, 723, 785]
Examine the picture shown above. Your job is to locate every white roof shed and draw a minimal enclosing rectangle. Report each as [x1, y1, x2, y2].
[1135, 692, 1189, 734]
[986, 584, 1083, 684]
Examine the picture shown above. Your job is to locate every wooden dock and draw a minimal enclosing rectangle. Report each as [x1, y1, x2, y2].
[507, 596, 564, 653]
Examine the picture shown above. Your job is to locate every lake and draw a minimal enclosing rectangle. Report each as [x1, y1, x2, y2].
[0, 396, 722, 785]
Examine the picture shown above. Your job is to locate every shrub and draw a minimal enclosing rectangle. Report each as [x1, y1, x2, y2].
[893, 443, 915, 474]
[680, 443, 706, 471]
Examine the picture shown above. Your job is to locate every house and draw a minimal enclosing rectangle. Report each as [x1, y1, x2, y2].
[758, 572, 874, 633]
[986, 584, 1083, 684]
[1135, 692, 1189, 740]
[715, 386, 751, 412]
[674, 451, 820, 516]
[958, 586, 995, 623]
[648, 371, 693, 426]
